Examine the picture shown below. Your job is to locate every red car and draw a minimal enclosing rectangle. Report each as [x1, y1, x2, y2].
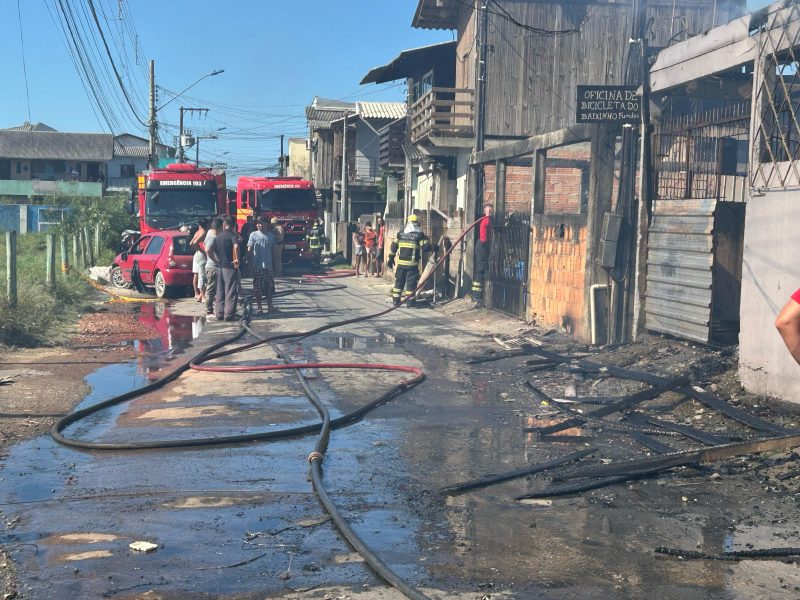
[110, 231, 194, 298]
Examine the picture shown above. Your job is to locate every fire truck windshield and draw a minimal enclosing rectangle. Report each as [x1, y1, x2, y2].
[258, 189, 315, 211]
[146, 189, 217, 217]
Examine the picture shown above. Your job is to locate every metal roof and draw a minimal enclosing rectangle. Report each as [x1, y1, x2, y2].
[0, 131, 113, 161]
[403, 142, 425, 162]
[112, 134, 173, 159]
[306, 96, 356, 131]
[2, 122, 57, 132]
[361, 41, 457, 84]
[356, 102, 407, 120]
[412, 0, 462, 30]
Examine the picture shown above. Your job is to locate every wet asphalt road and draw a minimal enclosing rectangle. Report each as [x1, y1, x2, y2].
[1, 275, 799, 599]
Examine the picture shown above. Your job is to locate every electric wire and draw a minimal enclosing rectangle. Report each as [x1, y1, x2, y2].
[16, 0, 32, 122]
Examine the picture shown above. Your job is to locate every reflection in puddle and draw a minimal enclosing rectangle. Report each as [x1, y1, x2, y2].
[131, 303, 205, 380]
[321, 332, 400, 350]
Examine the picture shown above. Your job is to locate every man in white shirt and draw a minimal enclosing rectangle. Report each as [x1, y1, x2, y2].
[247, 217, 277, 315]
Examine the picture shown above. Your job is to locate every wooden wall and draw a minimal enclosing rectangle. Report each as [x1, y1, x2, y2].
[455, 0, 745, 139]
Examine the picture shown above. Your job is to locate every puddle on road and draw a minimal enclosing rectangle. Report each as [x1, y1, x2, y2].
[0, 312, 426, 599]
[319, 332, 402, 350]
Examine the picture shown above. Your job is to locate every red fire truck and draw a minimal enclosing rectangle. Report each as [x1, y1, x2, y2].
[235, 176, 319, 263]
[129, 163, 228, 234]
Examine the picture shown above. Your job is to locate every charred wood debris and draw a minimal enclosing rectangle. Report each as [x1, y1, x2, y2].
[451, 331, 800, 561]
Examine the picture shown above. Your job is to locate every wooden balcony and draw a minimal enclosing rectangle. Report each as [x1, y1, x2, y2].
[410, 87, 474, 144]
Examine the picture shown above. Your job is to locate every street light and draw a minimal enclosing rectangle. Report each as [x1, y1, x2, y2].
[157, 69, 224, 112]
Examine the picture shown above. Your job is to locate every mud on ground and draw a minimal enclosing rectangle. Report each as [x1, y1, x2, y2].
[0, 301, 144, 599]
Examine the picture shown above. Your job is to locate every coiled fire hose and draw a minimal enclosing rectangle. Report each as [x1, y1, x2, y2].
[52, 219, 481, 599]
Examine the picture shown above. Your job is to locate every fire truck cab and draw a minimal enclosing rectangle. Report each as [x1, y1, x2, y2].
[129, 163, 227, 234]
[235, 176, 318, 263]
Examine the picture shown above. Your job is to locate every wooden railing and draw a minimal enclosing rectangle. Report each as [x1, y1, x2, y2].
[410, 87, 474, 143]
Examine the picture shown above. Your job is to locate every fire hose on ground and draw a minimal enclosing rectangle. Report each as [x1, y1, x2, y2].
[51, 219, 483, 600]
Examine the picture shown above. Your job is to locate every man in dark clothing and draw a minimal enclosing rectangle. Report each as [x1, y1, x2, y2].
[207, 216, 240, 321]
[240, 215, 256, 276]
[307, 218, 325, 265]
[387, 214, 434, 307]
[472, 204, 494, 306]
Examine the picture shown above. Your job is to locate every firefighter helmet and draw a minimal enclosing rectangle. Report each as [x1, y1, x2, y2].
[407, 214, 419, 223]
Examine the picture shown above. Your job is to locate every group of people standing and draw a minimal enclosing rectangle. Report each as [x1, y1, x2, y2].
[187, 215, 282, 321]
[351, 218, 385, 278]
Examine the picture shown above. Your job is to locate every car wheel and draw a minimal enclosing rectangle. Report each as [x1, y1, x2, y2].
[154, 271, 170, 298]
[110, 265, 129, 289]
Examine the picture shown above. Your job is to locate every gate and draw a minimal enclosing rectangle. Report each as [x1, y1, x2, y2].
[485, 216, 530, 318]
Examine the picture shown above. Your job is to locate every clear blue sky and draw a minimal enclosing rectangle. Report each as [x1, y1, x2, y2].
[0, 0, 774, 177]
[0, 0, 447, 176]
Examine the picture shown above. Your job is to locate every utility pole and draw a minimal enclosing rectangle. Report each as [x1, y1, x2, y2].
[341, 116, 349, 224]
[178, 107, 209, 163]
[279, 134, 285, 176]
[148, 60, 157, 168]
[475, 1, 489, 157]
[178, 106, 184, 162]
[464, 0, 490, 297]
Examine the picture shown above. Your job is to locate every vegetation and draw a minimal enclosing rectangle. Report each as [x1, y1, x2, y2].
[54, 194, 135, 264]
[0, 195, 135, 347]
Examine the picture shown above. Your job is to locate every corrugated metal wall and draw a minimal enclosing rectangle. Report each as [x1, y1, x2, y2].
[645, 198, 716, 343]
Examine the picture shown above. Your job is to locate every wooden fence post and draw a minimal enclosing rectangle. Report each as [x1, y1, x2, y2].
[46, 234, 56, 288]
[78, 230, 87, 269]
[84, 227, 94, 267]
[60, 235, 69, 274]
[6, 231, 17, 308]
[94, 223, 101, 258]
[72, 234, 80, 270]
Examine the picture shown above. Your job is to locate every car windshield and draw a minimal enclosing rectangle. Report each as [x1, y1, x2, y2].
[146, 189, 217, 217]
[258, 189, 315, 211]
[172, 236, 193, 256]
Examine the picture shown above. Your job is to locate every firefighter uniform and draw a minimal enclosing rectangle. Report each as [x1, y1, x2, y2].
[388, 216, 432, 307]
[306, 220, 324, 263]
[472, 214, 493, 303]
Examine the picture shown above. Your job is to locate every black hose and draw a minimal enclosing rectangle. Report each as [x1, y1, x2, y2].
[52, 284, 433, 599]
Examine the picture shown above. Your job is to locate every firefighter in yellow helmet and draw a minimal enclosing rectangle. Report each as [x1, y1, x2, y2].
[387, 214, 436, 307]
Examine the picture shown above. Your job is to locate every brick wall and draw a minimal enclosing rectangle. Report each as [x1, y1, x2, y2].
[505, 166, 532, 216]
[545, 145, 590, 214]
[527, 215, 588, 339]
[482, 163, 532, 217]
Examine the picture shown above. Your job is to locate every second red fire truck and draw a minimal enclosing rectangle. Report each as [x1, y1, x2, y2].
[234, 176, 319, 264]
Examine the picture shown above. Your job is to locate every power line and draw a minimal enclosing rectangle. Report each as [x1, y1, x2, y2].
[52, 0, 123, 132]
[16, 0, 32, 122]
[87, 0, 148, 127]
[487, 0, 582, 36]
[43, 0, 106, 130]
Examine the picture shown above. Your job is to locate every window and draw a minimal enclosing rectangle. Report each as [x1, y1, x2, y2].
[145, 236, 165, 255]
[120, 164, 136, 177]
[15, 161, 21, 175]
[413, 70, 434, 102]
[130, 236, 150, 255]
[172, 236, 193, 256]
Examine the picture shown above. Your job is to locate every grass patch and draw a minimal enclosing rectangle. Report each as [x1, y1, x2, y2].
[0, 233, 94, 347]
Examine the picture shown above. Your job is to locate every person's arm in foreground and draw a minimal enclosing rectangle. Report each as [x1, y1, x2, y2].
[776, 293, 800, 365]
